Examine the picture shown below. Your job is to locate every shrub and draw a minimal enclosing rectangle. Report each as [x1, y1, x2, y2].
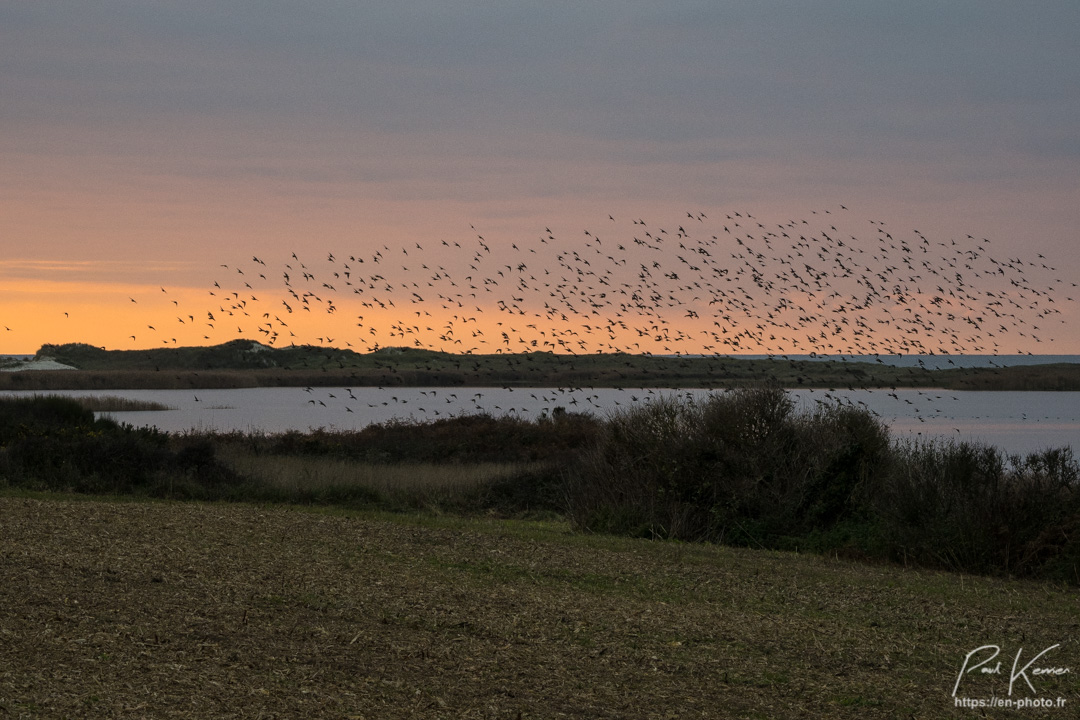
[868, 441, 1080, 577]
[566, 384, 1079, 583]
[0, 396, 240, 498]
[0, 395, 96, 441]
[565, 386, 892, 544]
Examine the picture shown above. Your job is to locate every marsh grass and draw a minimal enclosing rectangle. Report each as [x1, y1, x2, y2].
[0, 393, 171, 413]
[218, 446, 542, 509]
[71, 395, 172, 412]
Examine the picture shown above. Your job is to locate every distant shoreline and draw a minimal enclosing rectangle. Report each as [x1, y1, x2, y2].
[6, 347, 1077, 371]
[0, 358, 78, 372]
[2, 341, 1079, 391]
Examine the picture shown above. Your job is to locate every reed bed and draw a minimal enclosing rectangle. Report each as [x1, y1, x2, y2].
[71, 395, 172, 412]
[0, 393, 171, 412]
[219, 447, 540, 506]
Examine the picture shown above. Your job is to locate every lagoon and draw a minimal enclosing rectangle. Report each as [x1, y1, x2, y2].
[3, 386, 1077, 456]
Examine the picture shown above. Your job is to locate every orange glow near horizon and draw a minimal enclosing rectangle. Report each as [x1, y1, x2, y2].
[5, 209, 1078, 358]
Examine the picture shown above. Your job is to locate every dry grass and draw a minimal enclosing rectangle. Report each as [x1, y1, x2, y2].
[219, 448, 538, 496]
[2, 494, 1078, 718]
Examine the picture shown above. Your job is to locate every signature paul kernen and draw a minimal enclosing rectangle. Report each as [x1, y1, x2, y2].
[953, 644, 1070, 697]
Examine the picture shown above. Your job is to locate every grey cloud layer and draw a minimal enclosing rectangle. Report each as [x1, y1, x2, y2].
[3, 2, 1078, 175]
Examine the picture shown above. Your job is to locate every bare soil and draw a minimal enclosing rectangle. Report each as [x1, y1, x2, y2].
[2, 495, 1077, 718]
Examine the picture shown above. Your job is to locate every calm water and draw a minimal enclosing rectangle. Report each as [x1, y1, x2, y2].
[4, 386, 1078, 456]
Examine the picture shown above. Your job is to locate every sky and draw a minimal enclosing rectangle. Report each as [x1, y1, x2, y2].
[2, 1, 1078, 355]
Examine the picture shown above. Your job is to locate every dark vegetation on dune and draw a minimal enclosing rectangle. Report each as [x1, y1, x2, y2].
[569, 386, 1080, 583]
[4, 340, 1080, 390]
[2, 392, 1078, 586]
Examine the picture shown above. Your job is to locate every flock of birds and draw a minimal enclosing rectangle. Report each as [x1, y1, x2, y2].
[121, 205, 1074, 426]
[135, 206, 1070, 362]
[297, 385, 688, 419]
[8, 206, 1074, 426]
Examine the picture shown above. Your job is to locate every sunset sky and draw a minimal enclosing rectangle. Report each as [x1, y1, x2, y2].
[2, 2, 1078, 355]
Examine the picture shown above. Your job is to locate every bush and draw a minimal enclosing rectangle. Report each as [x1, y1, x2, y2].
[0, 396, 241, 498]
[867, 441, 1080, 577]
[0, 394, 96, 440]
[566, 386, 1080, 583]
[565, 386, 891, 544]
